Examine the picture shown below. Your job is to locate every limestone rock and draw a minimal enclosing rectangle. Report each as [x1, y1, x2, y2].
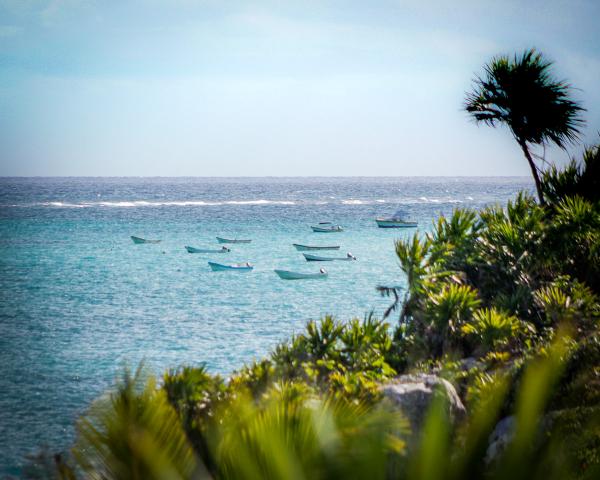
[381, 374, 466, 433]
[486, 416, 515, 462]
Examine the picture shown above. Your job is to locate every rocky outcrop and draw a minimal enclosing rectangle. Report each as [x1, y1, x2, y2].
[381, 374, 466, 433]
[486, 416, 516, 462]
[486, 410, 581, 462]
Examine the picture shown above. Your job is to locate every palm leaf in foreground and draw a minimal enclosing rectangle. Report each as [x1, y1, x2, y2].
[73, 365, 200, 480]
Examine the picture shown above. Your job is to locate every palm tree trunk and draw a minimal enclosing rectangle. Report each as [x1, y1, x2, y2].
[519, 140, 545, 205]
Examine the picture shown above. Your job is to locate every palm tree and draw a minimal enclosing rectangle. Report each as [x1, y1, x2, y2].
[465, 49, 584, 204]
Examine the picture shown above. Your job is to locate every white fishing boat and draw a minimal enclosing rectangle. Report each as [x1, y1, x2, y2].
[303, 252, 357, 262]
[293, 244, 341, 251]
[186, 246, 230, 254]
[131, 236, 161, 244]
[375, 210, 417, 228]
[311, 225, 343, 233]
[274, 268, 328, 280]
[216, 237, 252, 244]
[208, 261, 253, 272]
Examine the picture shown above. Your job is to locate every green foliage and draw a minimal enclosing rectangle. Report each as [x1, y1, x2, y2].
[228, 315, 397, 404]
[425, 284, 480, 332]
[535, 278, 600, 331]
[389, 143, 600, 360]
[496, 330, 575, 479]
[73, 366, 198, 480]
[162, 365, 226, 472]
[231, 359, 276, 397]
[476, 193, 546, 311]
[428, 208, 480, 271]
[304, 316, 344, 362]
[62, 328, 600, 480]
[555, 330, 600, 410]
[420, 284, 481, 357]
[163, 365, 225, 428]
[209, 389, 407, 480]
[461, 308, 533, 353]
[542, 142, 600, 204]
[545, 196, 600, 288]
[395, 233, 433, 297]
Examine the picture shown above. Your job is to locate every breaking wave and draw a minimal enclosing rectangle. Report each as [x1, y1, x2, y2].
[4, 197, 476, 209]
[9, 200, 298, 208]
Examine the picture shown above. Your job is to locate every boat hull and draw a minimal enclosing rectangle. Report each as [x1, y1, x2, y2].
[131, 236, 161, 244]
[274, 269, 327, 280]
[216, 237, 252, 244]
[293, 244, 340, 251]
[303, 253, 356, 262]
[311, 226, 343, 233]
[375, 219, 418, 228]
[186, 246, 229, 254]
[208, 261, 253, 272]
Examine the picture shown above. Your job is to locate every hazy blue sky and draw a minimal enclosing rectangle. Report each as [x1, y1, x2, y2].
[0, 0, 598, 176]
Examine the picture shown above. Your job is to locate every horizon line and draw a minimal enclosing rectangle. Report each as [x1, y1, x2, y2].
[0, 175, 533, 179]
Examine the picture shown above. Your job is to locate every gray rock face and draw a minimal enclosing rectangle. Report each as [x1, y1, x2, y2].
[486, 416, 515, 462]
[381, 374, 466, 433]
[486, 413, 558, 462]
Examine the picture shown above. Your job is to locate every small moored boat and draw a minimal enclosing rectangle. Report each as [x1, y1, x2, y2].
[131, 236, 161, 244]
[216, 237, 252, 244]
[303, 252, 357, 262]
[375, 219, 418, 228]
[293, 244, 340, 251]
[186, 246, 230, 254]
[208, 261, 253, 272]
[375, 210, 417, 228]
[274, 268, 328, 280]
[311, 225, 343, 233]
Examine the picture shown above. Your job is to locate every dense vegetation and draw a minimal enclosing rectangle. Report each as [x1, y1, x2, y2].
[23, 52, 600, 479]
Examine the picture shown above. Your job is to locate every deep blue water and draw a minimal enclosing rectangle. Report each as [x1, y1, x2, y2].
[0, 177, 531, 475]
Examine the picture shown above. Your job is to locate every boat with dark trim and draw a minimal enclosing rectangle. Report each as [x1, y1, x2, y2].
[311, 225, 343, 232]
[274, 268, 328, 280]
[186, 246, 230, 253]
[216, 237, 252, 244]
[293, 244, 340, 251]
[303, 252, 356, 261]
[131, 236, 161, 244]
[208, 261, 253, 272]
[375, 218, 418, 228]
[375, 210, 417, 228]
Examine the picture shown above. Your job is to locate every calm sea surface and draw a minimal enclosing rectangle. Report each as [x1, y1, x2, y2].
[0, 177, 531, 474]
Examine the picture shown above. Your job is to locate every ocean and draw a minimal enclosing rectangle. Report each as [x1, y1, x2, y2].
[0, 176, 531, 475]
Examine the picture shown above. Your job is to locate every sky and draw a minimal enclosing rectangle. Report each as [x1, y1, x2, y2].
[0, 0, 599, 176]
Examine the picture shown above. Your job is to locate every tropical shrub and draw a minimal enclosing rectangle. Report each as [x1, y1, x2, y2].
[419, 283, 481, 358]
[73, 366, 198, 480]
[208, 386, 408, 480]
[542, 141, 600, 204]
[461, 307, 533, 354]
[52, 328, 598, 480]
[544, 196, 600, 290]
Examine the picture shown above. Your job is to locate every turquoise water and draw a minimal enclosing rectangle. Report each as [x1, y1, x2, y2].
[0, 177, 530, 474]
